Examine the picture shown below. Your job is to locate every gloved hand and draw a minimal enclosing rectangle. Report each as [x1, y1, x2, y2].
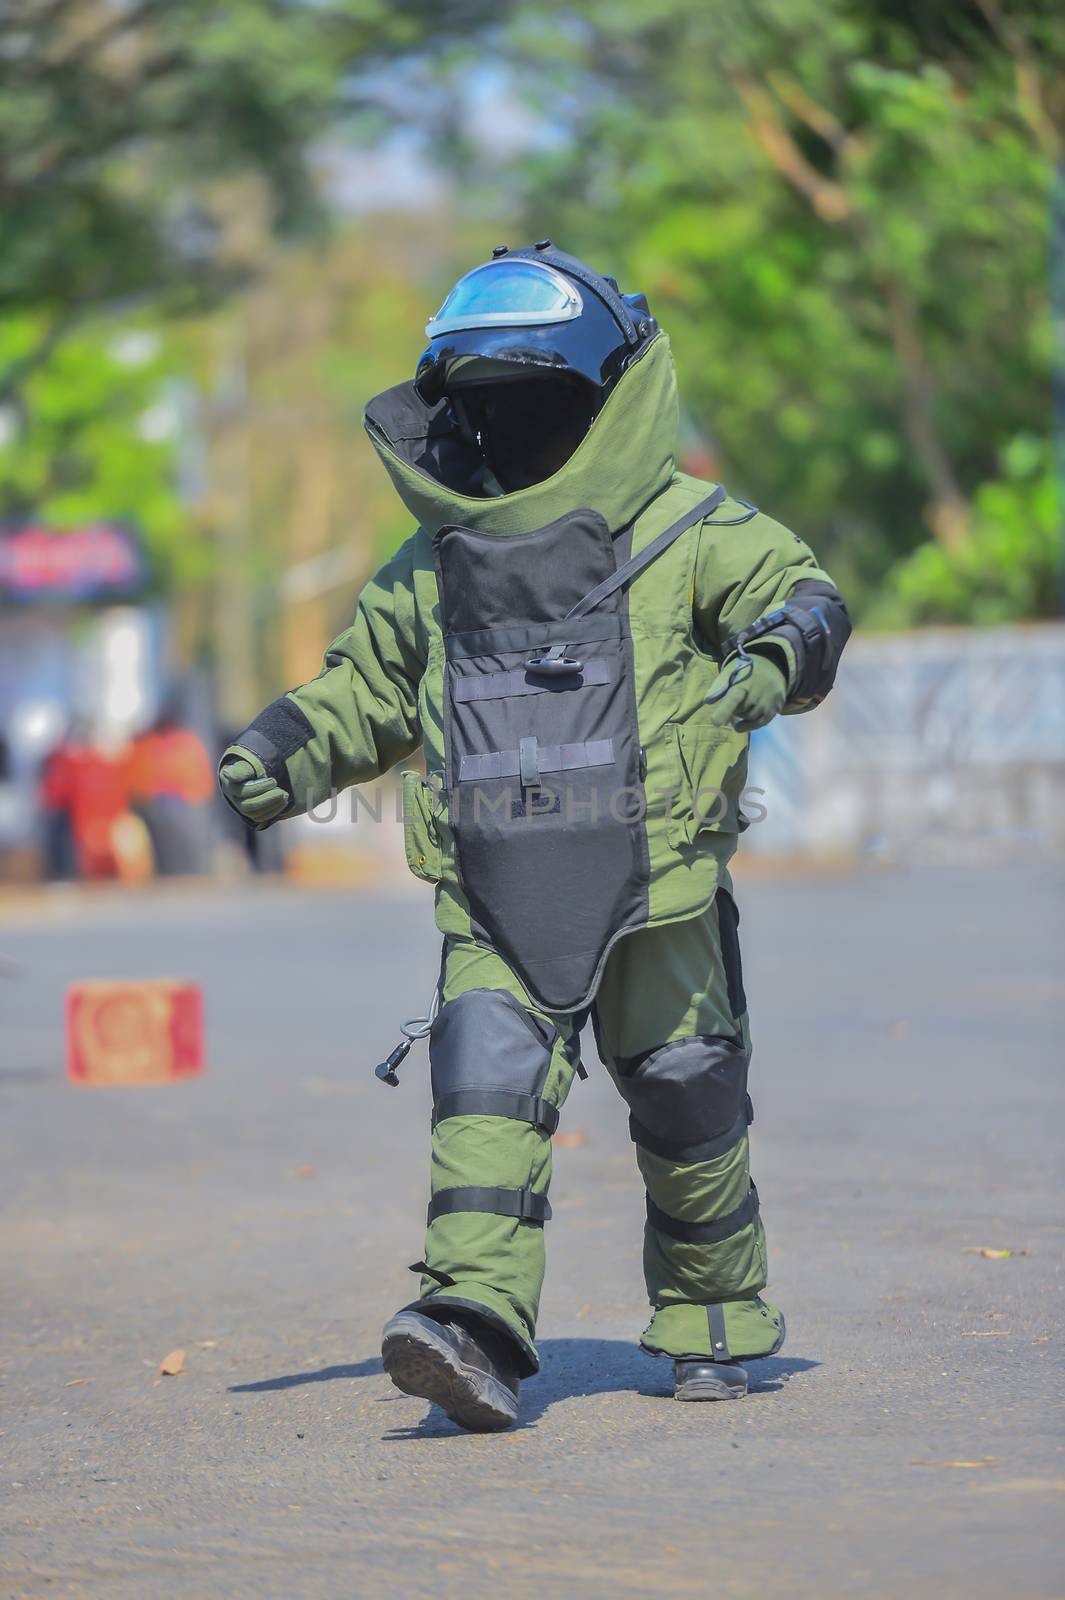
[218, 748, 289, 826]
[704, 652, 788, 732]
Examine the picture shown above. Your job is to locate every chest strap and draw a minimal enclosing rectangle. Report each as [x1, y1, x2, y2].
[523, 487, 758, 679]
[457, 737, 614, 784]
[452, 657, 611, 703]
[565, 485, 731, 622]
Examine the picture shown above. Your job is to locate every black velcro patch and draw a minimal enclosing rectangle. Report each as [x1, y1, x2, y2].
[246, 696, 314, 763]
[508, 790, 562, 821]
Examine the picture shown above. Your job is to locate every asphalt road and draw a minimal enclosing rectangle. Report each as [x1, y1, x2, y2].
[1, 862, 1063, 1600]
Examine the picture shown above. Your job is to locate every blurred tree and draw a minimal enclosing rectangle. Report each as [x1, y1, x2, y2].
[4, 0, 1061, 629]
[0, 0, 504, 399]
[0, 0, 502, 631]
[0, 311, 196, 581]
[182, 218, 483, 714]
[493, 0, 1063, 620]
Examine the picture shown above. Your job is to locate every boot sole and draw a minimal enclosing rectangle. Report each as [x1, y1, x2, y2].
[381, 1313, 518, 1432]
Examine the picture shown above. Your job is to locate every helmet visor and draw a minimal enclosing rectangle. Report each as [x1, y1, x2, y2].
[426, 260, 581, 338]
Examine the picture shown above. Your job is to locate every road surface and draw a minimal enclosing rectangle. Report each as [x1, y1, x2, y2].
[1, 862, 1062, 1598]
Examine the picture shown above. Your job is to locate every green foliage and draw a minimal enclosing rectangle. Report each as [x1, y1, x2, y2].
[2, 0, 1061, 625]
[0, 314, 196, 586]
[492, 0, 1064, 620]
[867, 436, 1061, 626]
[0, 0, 504, 582]
[0, 0, 505, 321]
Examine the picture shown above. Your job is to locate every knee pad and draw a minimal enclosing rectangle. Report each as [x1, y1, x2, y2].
[427, 988, 562, 1228]
[615, 1034, 751, 1162]
[429, 988, 560, 1136]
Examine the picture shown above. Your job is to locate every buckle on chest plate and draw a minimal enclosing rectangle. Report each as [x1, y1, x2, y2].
[525, 642, 583, 677]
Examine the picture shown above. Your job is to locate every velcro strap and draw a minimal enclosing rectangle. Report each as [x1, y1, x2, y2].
[428, 1186, 552, 1225]
[243, 696, 314, 766]
[432, 1089, 559, 1134]
[519, 736, 540, 788]
[452, 658, 611, 703]
[706, 1301, 731, 1360]
[646, 1184, 759, 1244]
[722, 606, 788, 659]
[457, 738, 614, 784]
[724, 599, 828, 664]
[235, 728, 283, 771]
[628, 1107, 749, 1164]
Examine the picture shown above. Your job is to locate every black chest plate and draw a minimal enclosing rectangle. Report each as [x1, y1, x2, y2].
[433, 508, 649, 1013]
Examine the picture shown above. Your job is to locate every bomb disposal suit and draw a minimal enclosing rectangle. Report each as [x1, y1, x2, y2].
[219, 244, 850, 1428]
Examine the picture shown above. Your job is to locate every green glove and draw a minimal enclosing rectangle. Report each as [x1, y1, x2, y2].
[218, 748, 289, 826]
[704, 651, 788, 732]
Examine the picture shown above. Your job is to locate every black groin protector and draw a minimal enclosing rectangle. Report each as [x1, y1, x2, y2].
[434, 510, 649, 1013]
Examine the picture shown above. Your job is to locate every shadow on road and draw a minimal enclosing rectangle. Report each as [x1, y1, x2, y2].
[227, 1341, 818, 1426]
[228, 1357, 383, 1392]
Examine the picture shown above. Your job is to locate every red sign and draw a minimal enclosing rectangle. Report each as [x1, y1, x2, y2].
[0, 521, 146, 602]
[66, 981, 204, 1086]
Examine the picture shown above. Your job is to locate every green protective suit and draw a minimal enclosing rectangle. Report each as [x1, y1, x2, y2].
[220, 330, 846, 1371]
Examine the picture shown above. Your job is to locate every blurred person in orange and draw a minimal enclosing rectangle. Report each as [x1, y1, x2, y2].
[126, 699, 215, 876]
[39, 727, 129, 880]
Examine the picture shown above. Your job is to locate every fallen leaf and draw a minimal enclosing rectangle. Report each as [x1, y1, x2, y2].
[961, 1246, 1028, 1260]
[911, 1458, 996, 1470]
[1032, 1336, 1052, 1344]
[960, 1330, 1010, 1337]
[196, 1339, 218, 1349]
[292, 1165, 316, 1180]
[553, 1129, 589, 1149]
[884, 1018, 910, 1040]
[158, 1348, 186, 1376]
[63, 1378, 93, 1388]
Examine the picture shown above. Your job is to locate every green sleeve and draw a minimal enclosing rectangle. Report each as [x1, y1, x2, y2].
[262, 534, 425, 817]
[692, 502, 841, 699]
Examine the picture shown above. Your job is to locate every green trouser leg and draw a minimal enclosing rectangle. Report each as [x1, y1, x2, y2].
[594, 890, 784, 1361]
[417, 936, 579, 1375]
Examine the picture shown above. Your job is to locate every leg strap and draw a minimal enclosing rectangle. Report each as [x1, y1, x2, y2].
[646, 1184, 758, 1244]
[432, 1088, 559, 1134]
[706, 1302, 731, 1360]
[428, 1186, 552, 1226]
[628, 1105, 749, 1163]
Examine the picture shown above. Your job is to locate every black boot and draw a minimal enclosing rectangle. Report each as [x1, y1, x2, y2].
[381, 1307, 521, 1431]
[672, 1357, 749, 1402]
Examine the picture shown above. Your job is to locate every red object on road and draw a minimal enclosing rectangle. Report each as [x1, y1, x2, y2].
[66, 981, 204, 1086]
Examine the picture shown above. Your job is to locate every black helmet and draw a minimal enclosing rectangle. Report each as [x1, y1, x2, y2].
[414, 242, 657, 491]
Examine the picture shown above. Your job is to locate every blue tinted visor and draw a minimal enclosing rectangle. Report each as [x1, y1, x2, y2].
[426, 260, 582, 338]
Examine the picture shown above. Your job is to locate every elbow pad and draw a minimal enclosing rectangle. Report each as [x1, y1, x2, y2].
[722, 579, 851, 710]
